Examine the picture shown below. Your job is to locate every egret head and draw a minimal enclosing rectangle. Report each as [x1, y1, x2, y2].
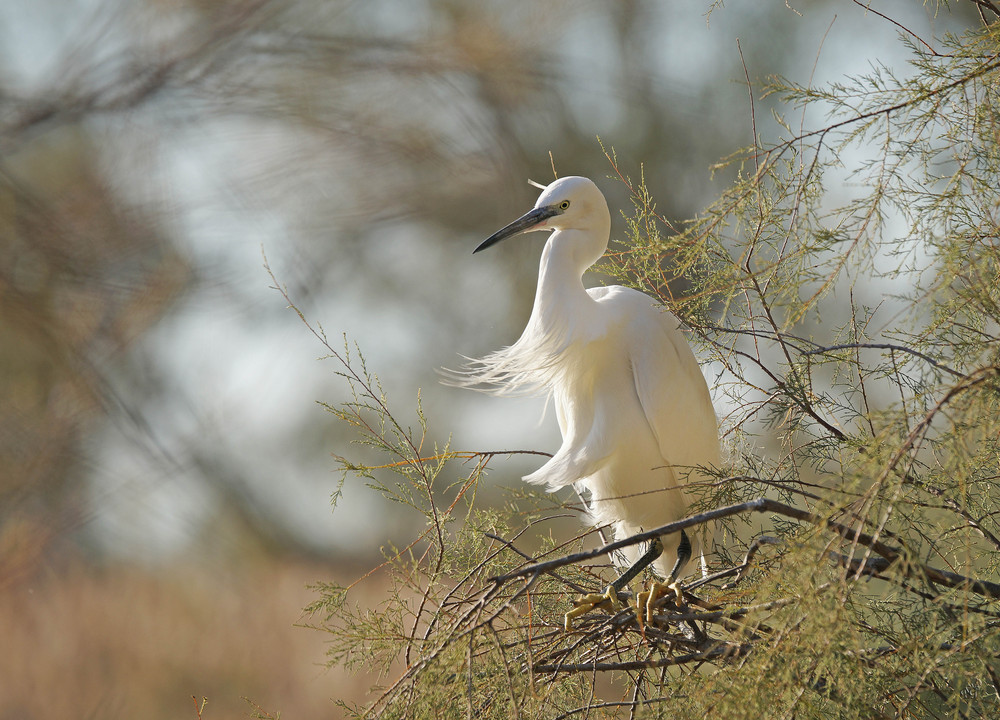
[474, 176, 611, 254]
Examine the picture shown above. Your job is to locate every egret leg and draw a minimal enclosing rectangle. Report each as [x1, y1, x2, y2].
[636, 529, 692, 626]
[564, 536, 664, 631]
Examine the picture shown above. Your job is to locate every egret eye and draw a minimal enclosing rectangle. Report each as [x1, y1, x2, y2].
[559, 200, 571, 211]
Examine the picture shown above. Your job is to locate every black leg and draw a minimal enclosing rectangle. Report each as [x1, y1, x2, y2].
[637, 529, 693, 626]
[564, 534, 665, 630]
[565, 529, 692, 630]
[610, 536, 664, 594]
[667, 528, 692, 583]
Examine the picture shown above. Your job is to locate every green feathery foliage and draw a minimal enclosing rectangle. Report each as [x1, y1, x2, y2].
[301, 13, 1000, 720]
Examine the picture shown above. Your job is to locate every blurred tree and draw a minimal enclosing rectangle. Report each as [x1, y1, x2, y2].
[0, 126, 189, 575]
[0, 0, 792, 568]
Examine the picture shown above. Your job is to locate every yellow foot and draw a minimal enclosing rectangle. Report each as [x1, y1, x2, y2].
[635, 580, 683, 626]
[564, 585, 621, 631]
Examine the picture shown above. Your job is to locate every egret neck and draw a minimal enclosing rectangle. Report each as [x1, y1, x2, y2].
[530, 215, 611, 341]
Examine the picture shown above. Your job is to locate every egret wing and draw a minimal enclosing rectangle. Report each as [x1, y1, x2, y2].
[627, 298, 720, 490]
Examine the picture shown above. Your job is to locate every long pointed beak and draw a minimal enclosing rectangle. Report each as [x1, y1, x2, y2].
[473, 205, 559, 254]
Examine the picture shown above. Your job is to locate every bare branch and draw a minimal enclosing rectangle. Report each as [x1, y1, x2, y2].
[533, 643, 753, 674]
[491, 496, 1000, 601]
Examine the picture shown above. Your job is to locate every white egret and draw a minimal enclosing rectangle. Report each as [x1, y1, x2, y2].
[453, 176, 720, 629]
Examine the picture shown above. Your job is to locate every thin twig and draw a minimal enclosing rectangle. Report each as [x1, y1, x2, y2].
[722, 535, 782, 589]
[803, 342, 963, 378]
[534, 643, 753, 673]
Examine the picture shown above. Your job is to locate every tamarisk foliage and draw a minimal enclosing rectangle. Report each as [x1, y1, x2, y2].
[304, 15, 1000, 720]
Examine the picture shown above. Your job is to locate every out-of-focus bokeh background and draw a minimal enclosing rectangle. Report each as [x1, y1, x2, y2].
[0, 1, 981, 717]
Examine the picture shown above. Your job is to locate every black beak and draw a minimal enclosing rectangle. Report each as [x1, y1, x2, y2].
[473, 205, 559, 254]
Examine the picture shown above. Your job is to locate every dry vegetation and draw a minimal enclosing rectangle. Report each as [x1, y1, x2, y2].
[0, 552, 388, 719]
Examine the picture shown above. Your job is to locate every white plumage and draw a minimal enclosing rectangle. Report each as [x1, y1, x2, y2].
[453, 176, 720, 584]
